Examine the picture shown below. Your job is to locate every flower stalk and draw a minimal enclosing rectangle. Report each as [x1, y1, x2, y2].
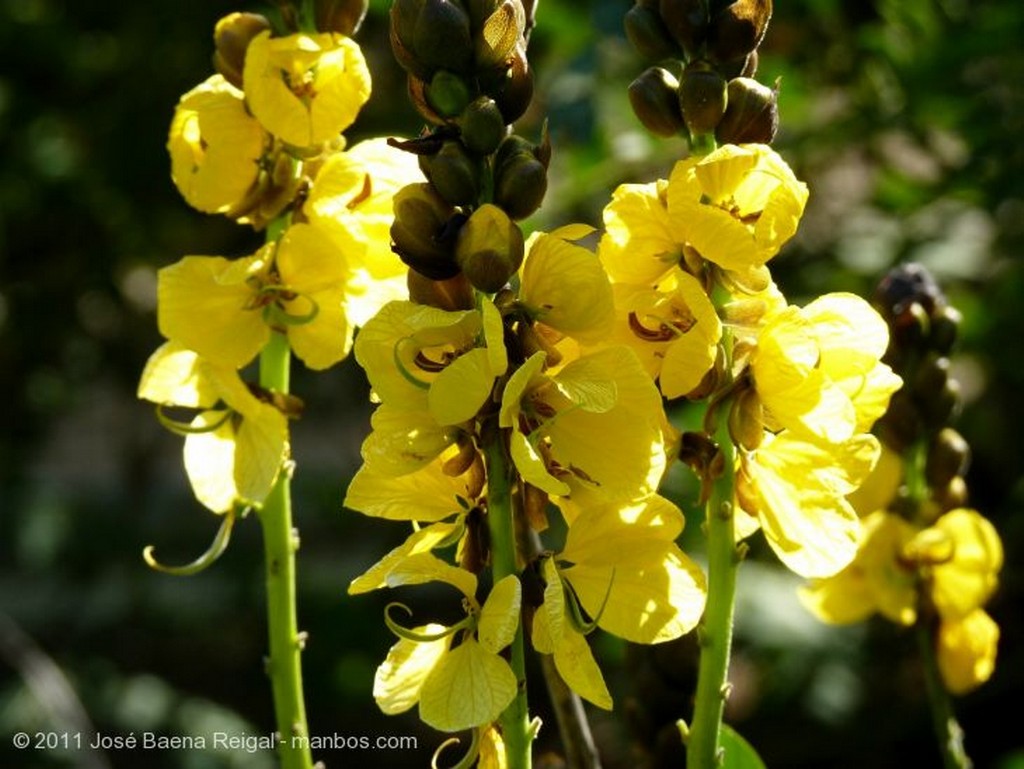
[686, 410, 739, 769]
[482, 421, 533, 769]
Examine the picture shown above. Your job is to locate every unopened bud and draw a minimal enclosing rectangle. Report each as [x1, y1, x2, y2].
[493, 144, 547, 220]
[728, 387, 764, 451]
[315, 0, 369, 36]
[929, 306, 961, 356]
[629, 66, 686, 138]
[488, 44, 534, 124]
[475, 0, 525, 68]
[426, 70, 473, 119]
[679, 64, 728, 137]
[716, 76, 778, 144]
[420, 139, 483, 207]
[708, 0, 772, 64]
[926, 427, 970, 490]
[658, 0, 709, 60]
[934, 475, 968, 513]
[213, 12, 271, 89]
[408, 270, 476, 310]
[391, 183, 461, 279]
[523, 482, 550, 532]
[912, 353, 950, 402]
[625, 2, 683, 63]
[459, 96, 507, 155]
[415, 0, 473, 75]
[455, 204, 524, 292]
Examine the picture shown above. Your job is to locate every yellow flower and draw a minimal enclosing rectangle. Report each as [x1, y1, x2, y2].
[243, 30, 371, 148]
[304, 138, 425, 327]
[168, 75, 268, 216]
[354, 300, 507, 426]
[137, 342, 287, 513]
[666, 143, 808, 272]
[739, 432, 880, 578]
[373, 576, 521, 733]
[499, 346, 669, 506]
[599, 179, 680, 287]
[936, 609, 999, 694]
[519, 225, 615, 344]
[158, 223, 352, 370]
[751, 293, 901, 444]
[606, 269, 722, 399]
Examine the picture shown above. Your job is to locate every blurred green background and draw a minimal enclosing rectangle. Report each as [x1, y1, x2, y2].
[1, 0, 1022, 767]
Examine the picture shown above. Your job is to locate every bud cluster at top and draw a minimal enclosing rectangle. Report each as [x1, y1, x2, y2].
[624, 0, 778, 146]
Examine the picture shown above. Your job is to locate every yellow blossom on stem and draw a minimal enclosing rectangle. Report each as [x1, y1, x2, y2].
[243, 30, 371, 148]
[599, 179, 679, 287]
[158, 222, 353, 370]
[168, 74, 268, 216]
[137, 341, 287, 513]
[937, 609, 1000, 694]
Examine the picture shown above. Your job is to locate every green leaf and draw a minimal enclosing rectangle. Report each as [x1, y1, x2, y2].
[719, 724, 767, 769]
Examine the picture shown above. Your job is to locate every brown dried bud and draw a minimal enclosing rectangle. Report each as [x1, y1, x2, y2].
[680, 63, 728, 137]
[455, 204, 525, 292]
[629, 66, 686, 137]
[419, 139, 483, 207]
[708, 0, 772, 64]
[625, 2, 684, 63]
[315, 0, 369, 36]
[391, 183, 461, 280]
[213, 12, 271, 90]
[716, 76, 778, 144]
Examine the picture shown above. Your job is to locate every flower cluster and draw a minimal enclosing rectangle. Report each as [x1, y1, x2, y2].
[802, 264, 1003, 694]
[140, 8, 420, 518]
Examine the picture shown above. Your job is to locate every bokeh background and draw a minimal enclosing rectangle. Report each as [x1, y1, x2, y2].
[1, 0, 1022, 767]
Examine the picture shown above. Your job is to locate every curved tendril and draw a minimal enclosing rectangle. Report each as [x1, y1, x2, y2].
[563, 566, 616, 636]
[393, 337, 432, 390]
[143, 507, 238, 576]
[155, 405, 231, 436]
[430, 728, 481, 769]
[260, 290, 320, 327]
[383, 602, 470, 643]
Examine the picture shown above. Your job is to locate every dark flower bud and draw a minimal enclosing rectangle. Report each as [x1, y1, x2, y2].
[628, 66, 686, 137]
[408, 270, 476, 310]
[929, 306, 962, 356]
[876, 390, 920, 453]
[933, 475, 968, 513]
[315, 0, 369, 36]
[926, 427, 970, 490]
[715, 76, 778, 144]
[923, 380, 961, 428]
[912, 353, 950, 402]
[426, 70, 473, 118]
[659, 0, 709, 60]
[708, 0, 772, 64]
[459, 96, 507, 155]
[390, 0, 429, 77]
[213, 12, 271, 89]
[625, 2, 684, 63]
[493, 135, 548, 220]
[466, 0, 504, 26]
[487, 43, 534, 124]
[455, 204, 525, 292]
[419, 139, 483, 207]
[391, 183, 461, 279]
[475, 0, 525, 69]
[875, 263, 946, 321]
[679, 63, 728, 137]
[414, 0, 474, 75]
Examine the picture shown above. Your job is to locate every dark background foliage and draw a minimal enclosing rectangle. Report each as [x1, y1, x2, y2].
[1, 0, 1022, 767]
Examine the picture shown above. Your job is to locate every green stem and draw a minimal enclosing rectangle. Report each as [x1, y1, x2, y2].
[483, 423, 533, 769]
[259, 330, 313, 769]
[916, 623, 972, 769]
[686, 416, 739, 769]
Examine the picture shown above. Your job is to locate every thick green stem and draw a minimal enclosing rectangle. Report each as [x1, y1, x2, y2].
[916, 623, 972, 769]
[483, 425, 533, 769]
[259, 330, 313, 769]
[686, 418, 738, 769]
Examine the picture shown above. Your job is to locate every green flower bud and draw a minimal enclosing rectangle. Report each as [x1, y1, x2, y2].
[213, 12, 271, 90]
[708, 0, 772, 64]
[420, 140, 483, 207]
[625, 2, 684, 63]
[315, 0, 369, 36]
[475, 0, 525, 69]
[715, 76, 778, 144]
[658, 0, 709, 60]
[455, 204, 524, 292]
[408, 270, 476, 311]
[493, 135, 548, 220]
[628, 66, 685, 137]
[459, 96, 507, 155]
[679, 63, 728, 137]
[426, 70, 473, 118]
[926, 427, 971, 490]
[391, 183, 461, 280]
